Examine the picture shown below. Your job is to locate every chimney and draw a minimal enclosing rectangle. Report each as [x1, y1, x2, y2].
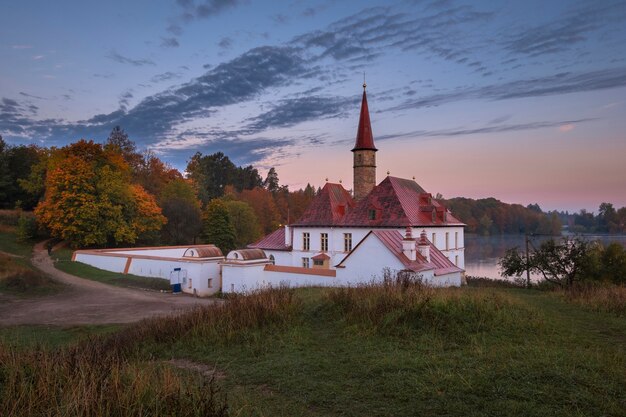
[417, 230, 430, 262]
[402, 226, 416, 261]
[284, 225, 291, 246]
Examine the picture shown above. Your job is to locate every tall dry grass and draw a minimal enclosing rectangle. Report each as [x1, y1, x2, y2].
[327, 278, 542, 337]
[560, 284, 626, 316]
[0, 286, 300, 416]
[0, 254, 54, 292]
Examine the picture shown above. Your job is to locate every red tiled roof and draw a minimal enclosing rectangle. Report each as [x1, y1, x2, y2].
[339, 176, 464, 227]
[248, 228, 291, 251]
[351, 87, 377, 152]
[292, 182, 355, 226]
[337, 229, 462, 275]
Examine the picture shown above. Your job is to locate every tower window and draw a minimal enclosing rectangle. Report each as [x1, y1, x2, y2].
[269, 254, 275, 265]
[302, 232, 310, 251]
[455, 232, 458, 249]
[445, 232, 449, 250]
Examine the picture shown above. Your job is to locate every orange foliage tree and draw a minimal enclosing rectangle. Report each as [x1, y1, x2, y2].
[35, 140, 165, 247]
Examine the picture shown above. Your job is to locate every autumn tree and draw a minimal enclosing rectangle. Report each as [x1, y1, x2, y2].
[35, 140, 165, 247]
[237, 187, 281, 234]
[202, 199, 236, 253]
[0, 137, 46, 209]
[105, 126, 143, 173]
[159, 178, 202, 245]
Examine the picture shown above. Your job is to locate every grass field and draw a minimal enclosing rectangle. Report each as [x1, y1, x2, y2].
[0, 231, 63, 296]
[2, 283, 624, 417]
[53, 247, 171, 291]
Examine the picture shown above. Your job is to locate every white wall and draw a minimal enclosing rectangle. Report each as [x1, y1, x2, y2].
[75, 253, 127, 273]
[222, 263, 340, 294]
[73, 252, 222, 296]
[107, 248, 188, 257]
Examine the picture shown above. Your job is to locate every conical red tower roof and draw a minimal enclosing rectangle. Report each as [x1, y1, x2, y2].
[351, 84, 377, 152]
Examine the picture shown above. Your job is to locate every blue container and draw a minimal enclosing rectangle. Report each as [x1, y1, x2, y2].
[171, 283, 182, 293]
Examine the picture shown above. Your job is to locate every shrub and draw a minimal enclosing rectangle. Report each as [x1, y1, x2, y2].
[16, 213, 38, 242]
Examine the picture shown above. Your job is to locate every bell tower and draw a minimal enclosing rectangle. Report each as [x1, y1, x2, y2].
[352, 83, 377, 201]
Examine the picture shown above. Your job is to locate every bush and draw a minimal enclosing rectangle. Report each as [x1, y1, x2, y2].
[0, 209, 21, 226]
[16, 213, 38, 242]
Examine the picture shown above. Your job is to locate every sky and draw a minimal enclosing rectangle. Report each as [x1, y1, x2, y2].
[1, 0, 625, 212]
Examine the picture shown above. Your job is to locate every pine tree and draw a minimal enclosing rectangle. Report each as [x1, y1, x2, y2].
[263, 167, 280, 194]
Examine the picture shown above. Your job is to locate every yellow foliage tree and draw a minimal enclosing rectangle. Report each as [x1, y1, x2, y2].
[35, 140, 165, 247]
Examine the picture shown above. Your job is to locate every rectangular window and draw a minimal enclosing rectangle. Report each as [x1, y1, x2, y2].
[302, 232, 310, 251]
[431, 233, 436, 246]
[208, 278, 213, 288]
[445, 232, 449, 250]
[302, 257, 310, 268]
[344, 233, 352, 252]
[313, 259, 324, 266]
[321, 233, 328, 252]
[455, 232, 458, 249]
[455, 255, 459, 266]
[368, 209, 376, 220]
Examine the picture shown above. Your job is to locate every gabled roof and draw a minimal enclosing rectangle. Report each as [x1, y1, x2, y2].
[292, 182, 355, 226]
[337, 229, 463, 275]
[248, 228, 291, 251]
[340, 176, 464, 227]
[351, 86, 377, 152]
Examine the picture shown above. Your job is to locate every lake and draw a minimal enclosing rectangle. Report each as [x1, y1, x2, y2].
[464, 234, 626, 281]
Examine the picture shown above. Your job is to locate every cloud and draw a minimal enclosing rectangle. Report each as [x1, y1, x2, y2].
[217, 37, 233, 50]
[32, 55, 45, 60]
[93, 72, 115, 79]
[503, 1, 626, 57]
[161, 37, 180, 48]
[246, 95, 355, 132]
[150, 71, 182, 83]
[388, 67, 626, 111]
[10, 44, 33, 49]
[19, 92, 48, 100]
[106, 51, 156, 66]
[376, 118, 597, 142]
[167, 24, 183, 36]
[175, 0, 244, 20]
[558, 124, 575, 132]
[271, 13, 289, 24]
[118, 91, 134, 110]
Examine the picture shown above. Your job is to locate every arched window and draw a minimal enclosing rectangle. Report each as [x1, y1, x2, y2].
[269, 254, 275, 265]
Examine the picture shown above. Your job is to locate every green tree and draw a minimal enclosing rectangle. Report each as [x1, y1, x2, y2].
[263, 167, 280, 194]
[499, 237, 592, 288]
[159, 179, 202, 245]
[222, 199, 262, 248]
[202, 199, 236, 253]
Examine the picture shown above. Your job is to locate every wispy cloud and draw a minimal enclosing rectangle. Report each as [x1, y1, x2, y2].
[377, 118, 597, 142]
[150, 71, 182, 83]
[160, 37, 180, 48]
[10, 44, 33, 49]
[106, 51, 156, 67]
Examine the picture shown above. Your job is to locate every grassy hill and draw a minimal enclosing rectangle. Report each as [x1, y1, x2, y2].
[1, 283, 625, 417]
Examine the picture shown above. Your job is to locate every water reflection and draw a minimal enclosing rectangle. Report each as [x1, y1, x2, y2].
[464, 234, 626, 280]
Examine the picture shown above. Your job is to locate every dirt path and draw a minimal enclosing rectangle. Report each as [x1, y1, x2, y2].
[0, 242, 220, 326]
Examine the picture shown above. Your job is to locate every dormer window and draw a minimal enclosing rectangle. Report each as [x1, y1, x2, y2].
[432, 210, 436, 223]
[368, 209, 377, 220]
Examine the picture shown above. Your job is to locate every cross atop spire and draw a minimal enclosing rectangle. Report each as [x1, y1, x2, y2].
[351, 84, 377, 152]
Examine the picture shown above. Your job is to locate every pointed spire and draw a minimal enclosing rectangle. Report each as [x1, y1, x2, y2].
[351, 84, 377, 152]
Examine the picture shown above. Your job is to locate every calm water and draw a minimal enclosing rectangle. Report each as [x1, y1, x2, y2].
[464, 234, 626, 281]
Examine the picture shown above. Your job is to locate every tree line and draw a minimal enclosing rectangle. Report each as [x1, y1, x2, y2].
[0, 128, 316, 252]
[554, 203, 626, 234]
[439, 196, 562, 235]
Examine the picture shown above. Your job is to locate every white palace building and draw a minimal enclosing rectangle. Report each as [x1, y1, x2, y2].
[74, 85, 465, 294]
